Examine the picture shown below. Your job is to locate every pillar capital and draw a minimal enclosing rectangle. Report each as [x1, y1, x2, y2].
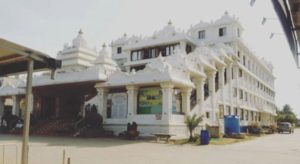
[206, 70, 216, 78]
[96, 87, 109, 93]
[193, 77, 206, 84]
[96, 88, 109, 99]
[233, 60, 240, 67]
[226, 62, 233, 68]
[181, 87, 193, 93]
[160, 83, 174, 89]
[126, 85, 139, 91]
[217, 66, 225, 72]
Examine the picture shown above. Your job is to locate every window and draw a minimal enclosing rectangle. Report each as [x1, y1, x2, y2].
[224, 68, 227, 84]
[132, 52, 138, 61]
[239, 89, 243, 99]
[130, 43, 179, 61]
[234, 108, 238, 116]
[248, 60, 251, 70]
[245, 92, 248, 101]
[186, 44, 192, 54]
[243, 56, 246, 66]
[206, 112, 210, 118]
[226, 106, 231, 115]
[233, 88, 237, 97]
[219, 27, 226, 37]
[237, 28, 240, 37]
[239, 69, 243, 77]
[198, 30, 205, 39]
[117, 47, 122, 54]
[241, 109, 244, 120]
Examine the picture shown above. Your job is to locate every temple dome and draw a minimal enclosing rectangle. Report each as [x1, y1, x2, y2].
[95, 43, 116, 66]
[72, 29, 88, 48]
[152, 20, 184, 39]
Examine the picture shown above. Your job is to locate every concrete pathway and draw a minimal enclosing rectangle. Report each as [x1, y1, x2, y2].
[0, 129, 299, 164]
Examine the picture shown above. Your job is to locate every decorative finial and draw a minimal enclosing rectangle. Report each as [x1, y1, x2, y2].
[102, 43, 106, 48]
[78, 29, 83, 35]
[224, 11, 228, 15]
[168, 19, 172, 25]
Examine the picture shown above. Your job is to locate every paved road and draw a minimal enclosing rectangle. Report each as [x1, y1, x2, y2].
[0, 129, 300, 164]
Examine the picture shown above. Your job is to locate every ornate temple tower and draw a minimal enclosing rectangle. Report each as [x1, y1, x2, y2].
[57, 29, 97, 71]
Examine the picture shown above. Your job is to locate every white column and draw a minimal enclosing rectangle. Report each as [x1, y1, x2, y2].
[208, 71, 216, 121]
[179, 41, 186, 51]
[12, 96, 17, 115]
[226, 63, 233, 110]
[218, 67, 225, 90]
[97, 88, 109, 119]
[233, 62, 240, 106]
[160, 83, 174, 123]
[218, 67, 225, 102]
[194, 77, 206, 115]
[126, 86, 139, 121]
[181, 87, 192, 115]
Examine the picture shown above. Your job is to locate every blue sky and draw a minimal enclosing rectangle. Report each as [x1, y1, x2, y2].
[1, 0, 300, 116]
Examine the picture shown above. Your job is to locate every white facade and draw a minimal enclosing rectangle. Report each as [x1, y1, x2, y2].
[0, 12, 277, 137]
[103, 12, 276, 136]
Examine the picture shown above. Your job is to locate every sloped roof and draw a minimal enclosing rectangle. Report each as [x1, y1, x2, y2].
[0, 38, 61, 76]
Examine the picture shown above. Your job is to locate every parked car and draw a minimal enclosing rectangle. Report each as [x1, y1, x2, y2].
[277, 122, 294, 134]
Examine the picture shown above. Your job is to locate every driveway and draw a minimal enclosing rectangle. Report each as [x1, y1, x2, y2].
[0, 129, 299, 164]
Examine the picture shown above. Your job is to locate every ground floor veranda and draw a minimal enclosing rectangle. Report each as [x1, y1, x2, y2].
[0, 81, 276, 137]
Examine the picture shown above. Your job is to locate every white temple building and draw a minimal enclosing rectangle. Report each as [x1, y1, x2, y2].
[0, 12, 277, 137]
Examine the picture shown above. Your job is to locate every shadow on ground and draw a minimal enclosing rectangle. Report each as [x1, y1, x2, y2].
[0, 134, 156, 148]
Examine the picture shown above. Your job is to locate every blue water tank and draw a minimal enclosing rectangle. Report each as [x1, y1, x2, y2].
[200, 130, 210, 145]
[224, 115, 241, 134]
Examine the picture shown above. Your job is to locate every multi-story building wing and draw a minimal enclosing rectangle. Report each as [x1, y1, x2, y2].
[103, 12, 276, 136]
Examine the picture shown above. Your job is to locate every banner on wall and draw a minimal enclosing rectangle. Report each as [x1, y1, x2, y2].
[138, 88, 162, 114]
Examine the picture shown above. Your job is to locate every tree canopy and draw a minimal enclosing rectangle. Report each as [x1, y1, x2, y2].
[276, 104, 297, 124]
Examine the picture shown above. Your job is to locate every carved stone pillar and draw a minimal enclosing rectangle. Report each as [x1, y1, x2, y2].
[194, 77, 206, 115]
[207, 71, 217, 121]
[126, 86, 139, 121]
[181, 87, 192, 115]
[12, 95, 17, 115]
[160, 83, 174, 123]
[97, 88, 109, 120]
[226, 63, 233, 110]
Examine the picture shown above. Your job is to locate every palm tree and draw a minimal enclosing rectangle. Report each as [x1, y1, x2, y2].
[185, 114, 203, 142]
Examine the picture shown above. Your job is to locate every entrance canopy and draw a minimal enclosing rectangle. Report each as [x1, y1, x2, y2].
[0, 37, 61, 164]
[0, 38, 61, 76]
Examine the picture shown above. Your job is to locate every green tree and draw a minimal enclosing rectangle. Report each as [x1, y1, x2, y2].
[276, 104, 297, 124]
[185, 114, 203, 142]
[282, 104, 293, 114]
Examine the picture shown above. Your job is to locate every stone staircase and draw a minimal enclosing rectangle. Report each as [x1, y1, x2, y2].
[31, 119, 76, 136]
